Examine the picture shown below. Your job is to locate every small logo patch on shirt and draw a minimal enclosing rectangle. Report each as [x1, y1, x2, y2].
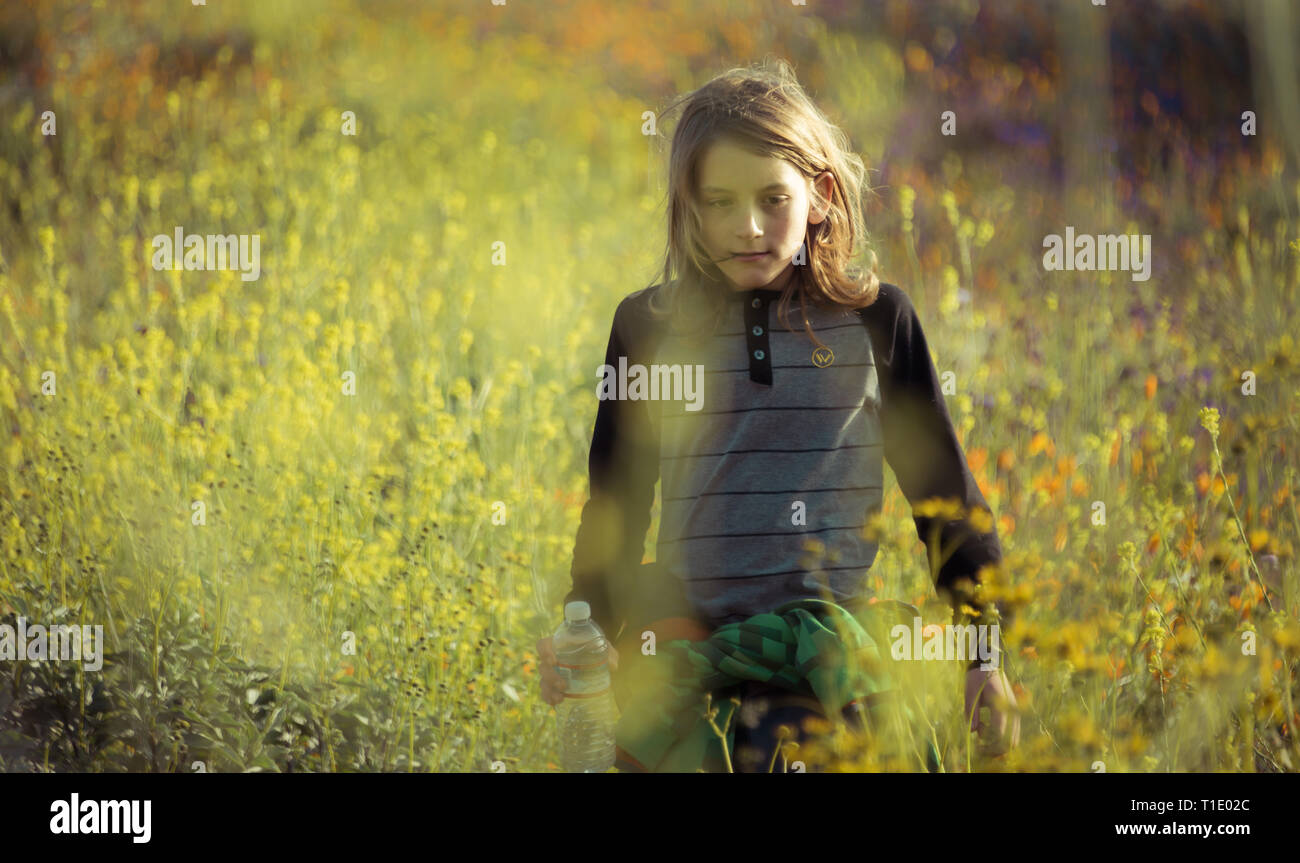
[812, 346, 834, 367]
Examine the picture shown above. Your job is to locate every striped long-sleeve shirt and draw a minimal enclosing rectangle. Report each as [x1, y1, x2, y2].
[565, 280, 1003, 642]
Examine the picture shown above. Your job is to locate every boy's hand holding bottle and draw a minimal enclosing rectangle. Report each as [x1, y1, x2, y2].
[535, 635, 620, 707]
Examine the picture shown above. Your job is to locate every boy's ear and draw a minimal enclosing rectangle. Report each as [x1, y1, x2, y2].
[808, 171, 835, 223]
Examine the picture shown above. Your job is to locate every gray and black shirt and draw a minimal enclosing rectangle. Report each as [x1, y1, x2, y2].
[566, 281, 1003, 640]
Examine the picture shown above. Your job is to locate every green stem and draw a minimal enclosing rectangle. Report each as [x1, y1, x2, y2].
[702, 693, 735, 773]
[1210, 438, 1274, 612]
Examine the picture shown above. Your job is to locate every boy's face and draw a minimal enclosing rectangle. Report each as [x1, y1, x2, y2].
[695, 137, 833, 293]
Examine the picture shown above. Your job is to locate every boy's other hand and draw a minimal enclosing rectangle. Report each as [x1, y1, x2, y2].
[964, 666, 1021, 755]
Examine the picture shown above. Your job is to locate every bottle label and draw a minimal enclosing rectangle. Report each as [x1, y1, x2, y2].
[556, 657, 609, 697]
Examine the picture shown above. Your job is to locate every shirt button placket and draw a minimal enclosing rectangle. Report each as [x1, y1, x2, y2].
[744, 292, 773, 386]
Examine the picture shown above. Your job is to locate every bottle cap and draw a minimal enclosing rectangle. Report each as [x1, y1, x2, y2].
[564, 601, 591, 623]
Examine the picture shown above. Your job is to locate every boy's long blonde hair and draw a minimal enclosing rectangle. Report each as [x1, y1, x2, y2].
[647, 57, 881, 350]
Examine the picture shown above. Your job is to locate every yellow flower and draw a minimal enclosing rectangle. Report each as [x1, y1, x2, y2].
[941, 191, 959, 228]
[450, 377, 473, 404]
[38, 226, 56, 267]
[898, 185, 916, 221]
[915, 497, 964, 520]
[967, 507, 995, 534]
[1272, 620, 1300, 654]
[1198, 406, 1220, 439]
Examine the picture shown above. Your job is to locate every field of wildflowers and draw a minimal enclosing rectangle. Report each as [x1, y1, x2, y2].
[1, 0, 1298, 773]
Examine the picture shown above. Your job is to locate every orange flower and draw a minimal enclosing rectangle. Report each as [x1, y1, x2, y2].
[967, 446, 988, 474]
[998, 513, 1015, 536]
[1147, 532, 1161, 554]
[1071, 477, 1089, 498]
[905, 42, 933, 72]
[1144, 373, 1158, 401]
[997, 448, 1016, 471]
[1027, 432, 1052, 458]
[1109, 434, 1122, 467]
[1195, 472, 1211, 494]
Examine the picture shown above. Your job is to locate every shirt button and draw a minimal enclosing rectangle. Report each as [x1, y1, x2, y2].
[753, 349, 765, 360]
[751, 298, 761, 308]
[751, 325, 763, 336]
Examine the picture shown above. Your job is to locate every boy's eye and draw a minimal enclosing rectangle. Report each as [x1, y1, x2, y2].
[708, 197, 790, 208]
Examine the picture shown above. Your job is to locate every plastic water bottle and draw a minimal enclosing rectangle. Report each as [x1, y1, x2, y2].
[553, 601, 616, 772]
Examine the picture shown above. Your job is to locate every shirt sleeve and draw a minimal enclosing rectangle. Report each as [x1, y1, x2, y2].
[861, 284, 1004, 630]
[563, 297, 660, 643]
